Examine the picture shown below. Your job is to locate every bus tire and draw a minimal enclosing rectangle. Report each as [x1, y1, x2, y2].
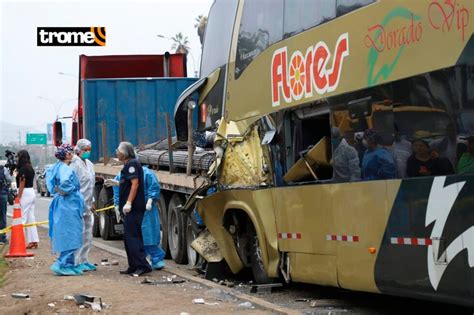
[249, 225, 273, 284]
[167, 193, 187, 264]
[158, 195, 170, 258]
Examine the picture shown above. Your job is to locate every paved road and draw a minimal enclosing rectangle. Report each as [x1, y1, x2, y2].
[8, 194, 473, 314]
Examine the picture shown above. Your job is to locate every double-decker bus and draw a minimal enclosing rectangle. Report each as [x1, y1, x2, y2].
[174, 0, 474, 306]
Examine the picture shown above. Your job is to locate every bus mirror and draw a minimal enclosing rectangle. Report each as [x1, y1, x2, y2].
[53, 121, 63, 146]
[348, 96, 372, 120]
[261, 130, 276, 145]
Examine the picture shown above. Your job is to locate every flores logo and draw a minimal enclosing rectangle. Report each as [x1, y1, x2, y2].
[271, 33, 349, 107]
[37, 27, 106, 46]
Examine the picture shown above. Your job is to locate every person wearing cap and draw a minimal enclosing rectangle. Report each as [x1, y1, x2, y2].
[406, 139, 454, 177]
[457, 136, 474, 174]
[361, 129, 397, 180]
[69, 139, 96, 272]
[46, 144, 85, 276]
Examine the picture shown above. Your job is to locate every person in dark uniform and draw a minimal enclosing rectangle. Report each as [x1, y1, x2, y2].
[107, 142, 151, 276]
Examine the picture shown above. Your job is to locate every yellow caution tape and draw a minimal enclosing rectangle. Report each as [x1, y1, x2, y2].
[0, 205, 116, 234]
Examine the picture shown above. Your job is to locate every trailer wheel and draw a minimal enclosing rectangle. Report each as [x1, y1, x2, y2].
[158, 196, 170, 258]
[167, 193, 187, 264]
[98, 187, 114, 240]
[186, 217, 199, 267]
[92, 185, 101, 237]
[249, 225, 273, 284]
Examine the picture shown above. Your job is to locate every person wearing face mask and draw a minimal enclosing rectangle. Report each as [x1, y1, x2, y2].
[361, 129, 397, 181]
[105, 142, 151, 276]
[15, 150, 39, 249]
[69, 139, 97, 272]
[46, 144, 85, 276]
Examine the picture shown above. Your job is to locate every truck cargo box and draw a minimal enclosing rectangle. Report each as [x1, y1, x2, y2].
[83, 77, 197, 162]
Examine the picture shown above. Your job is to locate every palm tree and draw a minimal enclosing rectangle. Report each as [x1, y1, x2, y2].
[171, 32, 190, 54]
[194, 15, 208, 45]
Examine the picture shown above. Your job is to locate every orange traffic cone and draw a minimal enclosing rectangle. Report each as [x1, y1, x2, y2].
[4, 197, 34, 258]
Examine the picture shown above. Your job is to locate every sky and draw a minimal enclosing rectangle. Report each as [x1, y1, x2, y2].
[0, 0, 213, 144]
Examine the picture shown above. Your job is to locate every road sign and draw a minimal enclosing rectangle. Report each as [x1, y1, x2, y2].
[26, 133, 47, 145]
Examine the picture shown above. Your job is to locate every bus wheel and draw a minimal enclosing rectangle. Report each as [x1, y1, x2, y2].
[167, 193, 187, 264]
[158, 195, 170, 258]
[249, 225, 273, 284]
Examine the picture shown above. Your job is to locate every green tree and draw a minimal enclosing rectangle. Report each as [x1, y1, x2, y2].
[194, 15, 208, 46]
[171, 32, 190, 54]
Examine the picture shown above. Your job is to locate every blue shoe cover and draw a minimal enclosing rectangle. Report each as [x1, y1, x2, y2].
[84, 262, 97, 271]
[70, 266, 84, 275]
[50, 264, 76, 276]
[152, 260, 165, 270]
[74, 263, 90, 272]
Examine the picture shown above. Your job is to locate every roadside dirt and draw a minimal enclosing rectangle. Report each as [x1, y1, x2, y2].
[0, 228, 270, 314]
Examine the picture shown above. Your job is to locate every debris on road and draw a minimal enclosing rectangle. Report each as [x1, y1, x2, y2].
[140, 276, 186, 285]
[238, 301, 254, 309]
[250, 283, 283, 294]
[192, 298, 220, 306]
[204, 288, 236, 303]
[63, 295, 74, 301]
[11, 293, 29, 299]
[47, 302, 56, 308]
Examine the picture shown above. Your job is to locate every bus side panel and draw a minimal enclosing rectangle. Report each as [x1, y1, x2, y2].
[272, 184, 338, 287]
[290, 253, 338, 287]
[334, 180, 400, 293]
[375, 175, 474, 306]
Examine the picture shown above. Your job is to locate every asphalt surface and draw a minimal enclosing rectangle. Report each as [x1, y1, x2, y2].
[8, 193, 474, 314]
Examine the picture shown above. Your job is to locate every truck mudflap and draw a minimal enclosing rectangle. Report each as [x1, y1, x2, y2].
[375, 175, 474, 306]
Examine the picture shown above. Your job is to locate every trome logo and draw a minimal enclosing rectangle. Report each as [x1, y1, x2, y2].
[37, 27, 106, 46]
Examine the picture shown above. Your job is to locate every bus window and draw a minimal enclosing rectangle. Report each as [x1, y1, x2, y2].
[283, 0, 336, 38]
[235, 0, 284, 79]
[336, 0, 375, 17]
[282, 106, 333, 183]
[200, 0, 238, 78]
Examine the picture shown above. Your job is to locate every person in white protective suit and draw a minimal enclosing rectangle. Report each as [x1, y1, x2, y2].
[70, 139, 97, 272]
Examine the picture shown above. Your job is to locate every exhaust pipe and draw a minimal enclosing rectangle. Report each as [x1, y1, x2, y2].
[163, 51, 170, 77]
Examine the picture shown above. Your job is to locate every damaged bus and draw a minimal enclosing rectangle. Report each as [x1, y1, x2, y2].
[174, 0, 474, 306]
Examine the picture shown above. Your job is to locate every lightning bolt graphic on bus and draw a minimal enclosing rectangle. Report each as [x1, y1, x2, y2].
[425, 176, 474, 290]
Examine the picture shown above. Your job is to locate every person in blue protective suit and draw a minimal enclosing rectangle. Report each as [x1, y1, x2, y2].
[361, 129, 397, 181]
[109, 167, 166, 270]
[70, 139, 97, 272]
[104, 142, 151, 276]
[46, 144, 85, 276]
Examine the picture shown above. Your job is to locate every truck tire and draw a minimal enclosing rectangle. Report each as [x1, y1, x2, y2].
[186, 216, 199, 267]
[98, 187, 114, 240]
[158, 195, 170, 258]
[92, 185, 101, 237]
[249, 225, 273, 284]
[167, 193, 187, 264]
